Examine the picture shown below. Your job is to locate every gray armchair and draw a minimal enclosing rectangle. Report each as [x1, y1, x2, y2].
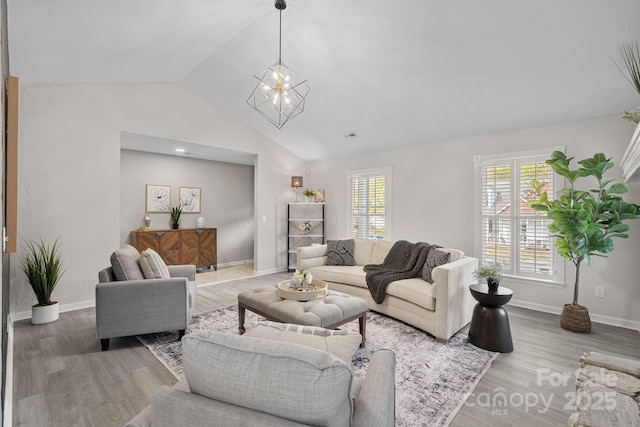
[96, 245, 197, 351]
[126, 330, 396, 427]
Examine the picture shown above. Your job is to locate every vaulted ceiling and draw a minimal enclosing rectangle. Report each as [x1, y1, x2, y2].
[8, 0, 640, 162]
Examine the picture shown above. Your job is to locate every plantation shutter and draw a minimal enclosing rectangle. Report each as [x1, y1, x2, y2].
[517, 160, 556, 277]
[480, 161, 512, 269]
[478, 153, 560, 283]
[351, 173, 386, 239]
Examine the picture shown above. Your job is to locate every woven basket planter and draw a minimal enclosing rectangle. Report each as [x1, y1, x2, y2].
[560, 304, 592, 333]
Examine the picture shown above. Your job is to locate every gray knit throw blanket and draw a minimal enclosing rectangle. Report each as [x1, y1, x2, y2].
[364, 240, 431, 304]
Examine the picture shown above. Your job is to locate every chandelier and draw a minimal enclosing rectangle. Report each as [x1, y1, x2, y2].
[247, 0, 310, 129]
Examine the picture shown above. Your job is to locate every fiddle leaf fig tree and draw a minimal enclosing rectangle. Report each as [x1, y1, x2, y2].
[528, 151, 639, 307]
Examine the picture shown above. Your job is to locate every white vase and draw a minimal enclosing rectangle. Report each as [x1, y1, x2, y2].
[196, 217, 206, 228]
[142, 213, 151, 229]
[305, 273, 313, 285]
[32, 302, 59, 325]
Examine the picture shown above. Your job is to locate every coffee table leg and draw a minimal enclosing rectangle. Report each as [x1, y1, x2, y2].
[238, 303, 246, 335]
[359, 312, 367, 348]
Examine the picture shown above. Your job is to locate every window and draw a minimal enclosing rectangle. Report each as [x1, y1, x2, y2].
[474, 148, 564, 285]
[348, 166, 391, 239]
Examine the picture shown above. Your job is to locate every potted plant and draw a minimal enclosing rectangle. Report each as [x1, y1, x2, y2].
[303, 188, 316, 202]
[293, 269, 313, 288]
[527, 151, 639, 333]
[170, 206, 182, 229]
[473, 262, 503, 293]
[21, 238, 65, 325]
[615, 41, 640, 124]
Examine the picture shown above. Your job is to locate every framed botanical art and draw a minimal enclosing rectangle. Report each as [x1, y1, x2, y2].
[180, 186, 201, 213]
[146, 184, 171, 213]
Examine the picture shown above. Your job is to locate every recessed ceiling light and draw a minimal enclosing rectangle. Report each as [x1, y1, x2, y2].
[175, 148, 185, 152]
[343, 131, 359, 139]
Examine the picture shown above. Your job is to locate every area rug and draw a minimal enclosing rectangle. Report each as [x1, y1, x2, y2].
[138, 305, 497, 427]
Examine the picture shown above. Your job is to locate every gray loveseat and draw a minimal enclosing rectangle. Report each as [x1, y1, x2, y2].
[96, 244, 197, 350]
[297, 238, 478, 342]
[126, 330, 396, 427]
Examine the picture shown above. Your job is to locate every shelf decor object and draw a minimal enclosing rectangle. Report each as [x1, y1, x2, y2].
[246, 0, 310, 129]
[291, 176, 303, 202]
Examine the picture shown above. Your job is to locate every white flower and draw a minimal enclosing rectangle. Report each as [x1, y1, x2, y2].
[293, 269, 309, 278]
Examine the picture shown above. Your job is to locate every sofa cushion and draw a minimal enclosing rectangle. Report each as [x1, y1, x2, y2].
[327, 239, 356, 266]
[370, 240, 395, 265]
[110, 244, 144, 281]
[422, 248, 451, 283]
[139, 248, 171, 279]
[308, 265, 367, 288]
[244, 321, 362, 363]
[353, 239, 376, 266]
[183, 330, 353, 426]
[387, 278, 436, 311]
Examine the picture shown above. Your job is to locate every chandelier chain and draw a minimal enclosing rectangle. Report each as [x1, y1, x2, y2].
[278, 10, 282, 63]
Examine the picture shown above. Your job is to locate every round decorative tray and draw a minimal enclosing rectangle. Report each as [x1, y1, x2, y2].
[276, 279, 328, 301]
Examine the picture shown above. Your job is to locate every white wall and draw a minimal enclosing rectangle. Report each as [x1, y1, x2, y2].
[308, 115, 640, 328]
[12, 80, 640, 328]
[10, 82, 306, 315]
[120, 149, 254, 264]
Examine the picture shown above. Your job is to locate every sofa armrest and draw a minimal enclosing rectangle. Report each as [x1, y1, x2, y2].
[168, 264, 196, 281]
[296, 245, 328, 270]
[125, 405, 151, 427]
[353, 349, 396, 427]
[95, 278, 190, 339]
[431, 256, 479, 341]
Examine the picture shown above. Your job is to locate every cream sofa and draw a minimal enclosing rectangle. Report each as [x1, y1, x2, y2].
[297, 239, 478, 342]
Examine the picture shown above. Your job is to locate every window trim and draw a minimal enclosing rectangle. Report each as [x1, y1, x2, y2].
[473, 147, 565, 287]
[346, 166, 392, 240]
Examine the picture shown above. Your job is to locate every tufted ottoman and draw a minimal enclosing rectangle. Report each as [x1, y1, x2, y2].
[238, 287, 368, 347]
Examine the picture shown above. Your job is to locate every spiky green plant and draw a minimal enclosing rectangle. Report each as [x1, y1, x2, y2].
[615, 41, 640, 123]
[21, 239, 65, 306]
[170, 206, 182, 224]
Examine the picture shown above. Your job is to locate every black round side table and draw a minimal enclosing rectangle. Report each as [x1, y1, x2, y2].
[468, 284, 514, 353]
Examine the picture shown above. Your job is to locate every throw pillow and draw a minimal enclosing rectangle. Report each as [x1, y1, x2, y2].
[327, 239, 356, 266]
[139, 248, 171, 279]
[422, 248, 451, 283]
[438, 248, 465, 262]
[244, 321, 362, 363]
[110, 244, 144, 281]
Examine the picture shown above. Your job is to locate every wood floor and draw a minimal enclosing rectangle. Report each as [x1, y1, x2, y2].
[11, 270, 640, 427]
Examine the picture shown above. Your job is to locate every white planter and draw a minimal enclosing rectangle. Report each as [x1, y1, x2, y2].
[620, 122, 640, 181]
[32, 302, 59, 325]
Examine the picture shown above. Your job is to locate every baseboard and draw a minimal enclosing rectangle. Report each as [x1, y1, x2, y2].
[510, 298, 640, 331]
[4, 314, 14, 427]
[253, 267, 288, 276]
[215, 259, 254, 268]
[11, 299, 96, 322]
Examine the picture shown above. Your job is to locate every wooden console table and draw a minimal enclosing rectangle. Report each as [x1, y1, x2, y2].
[130, 228, 217, 270]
